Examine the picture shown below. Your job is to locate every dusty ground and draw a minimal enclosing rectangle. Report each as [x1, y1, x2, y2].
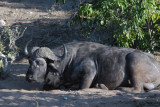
[0, 0, 160, 107]
[1, 63, 160, 107]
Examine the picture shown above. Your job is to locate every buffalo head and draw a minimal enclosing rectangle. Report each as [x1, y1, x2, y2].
[25, 40, 67, 84]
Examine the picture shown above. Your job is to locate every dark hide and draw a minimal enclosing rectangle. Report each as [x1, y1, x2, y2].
[26, 41, 159, 93]
[57, 47, 139, 90]
[125, 52, 160, 92]
[25, 41, 106, 89]
[45, 46, 159, 93]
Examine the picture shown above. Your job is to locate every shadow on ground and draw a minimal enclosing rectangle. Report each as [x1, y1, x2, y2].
[0, 86, 160, 107]
[0, 64, 159, 107]
[0, 0, 79, 12]
[0, 63, 42, 90]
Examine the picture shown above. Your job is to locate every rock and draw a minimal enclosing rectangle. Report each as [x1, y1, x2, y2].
[0, 19, 6, 26]
[63, 96, 68, 100]
[30, 11, 33, 14]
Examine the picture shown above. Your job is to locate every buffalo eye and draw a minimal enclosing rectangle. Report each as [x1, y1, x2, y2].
[35, 60, 44, 66]
[29, 59, 33, 64]
[31, 61, 39, 68]
[35, 62, 40, 68]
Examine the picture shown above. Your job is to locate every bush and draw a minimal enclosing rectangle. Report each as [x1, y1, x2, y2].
[0, 26, 26, 79]
[72, 0, 160, 52]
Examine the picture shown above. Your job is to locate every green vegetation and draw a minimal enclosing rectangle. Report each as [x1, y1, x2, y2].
[0, 26, 26, 78]
[71, 0, 160, 52]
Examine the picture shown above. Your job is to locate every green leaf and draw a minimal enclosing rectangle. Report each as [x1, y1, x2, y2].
[72, 0, 160, 51]
[100, 20, 104, 25]
[0, 60, 3, 68]
[60, 0, 65, 4]
[8, 53, 12, 59]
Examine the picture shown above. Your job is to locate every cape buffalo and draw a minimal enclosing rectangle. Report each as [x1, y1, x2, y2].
[25, 40, 159, 93]
[25, 40, 106, 89]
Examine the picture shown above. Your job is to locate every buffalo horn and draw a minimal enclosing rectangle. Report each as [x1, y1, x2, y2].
[35, 47, 59, 61]
[56, 44, 67, 60]
[24, 39, 32, 57]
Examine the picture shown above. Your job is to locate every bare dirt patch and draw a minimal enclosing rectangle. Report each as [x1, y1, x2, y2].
[0, 0, 160, 107]
[0, 63, 160, 107]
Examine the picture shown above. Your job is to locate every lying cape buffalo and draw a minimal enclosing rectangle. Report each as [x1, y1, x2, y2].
[25, 41, 160, 93]
[25, 40, 106, 88]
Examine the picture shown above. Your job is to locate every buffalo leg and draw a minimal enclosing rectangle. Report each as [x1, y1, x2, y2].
[127, 52, 160, 92]
[126, 61, 144, 92]
[80, 60, 96, 89]
[130, 71, 144, 93]
[126, 53, 145, 93]
[153, 79, 160, 88]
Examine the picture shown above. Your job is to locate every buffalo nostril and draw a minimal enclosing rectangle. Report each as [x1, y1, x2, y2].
[29, 75, 33, 80]
[26, 74, 33, 81]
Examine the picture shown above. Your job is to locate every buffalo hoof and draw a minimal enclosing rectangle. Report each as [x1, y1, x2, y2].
[95, 84, 108, 90]
[60, 85, 66, 90]
[132, 90, 142, 93]
[144, 83, 155, 90]
[69, 84, 79, 90]
[99, 84, 108, 90]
